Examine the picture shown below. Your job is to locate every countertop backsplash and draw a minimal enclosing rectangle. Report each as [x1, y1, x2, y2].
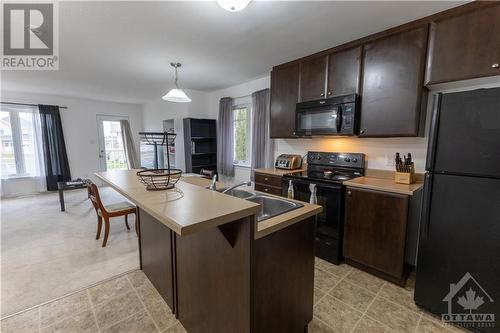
[274, 137, 428, 173]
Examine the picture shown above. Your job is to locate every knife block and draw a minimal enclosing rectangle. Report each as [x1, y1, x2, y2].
[395, 163, 415, 184]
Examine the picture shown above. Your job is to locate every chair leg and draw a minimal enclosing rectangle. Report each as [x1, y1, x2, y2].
[102, 217, 110, 247]
[124, 214, 130, 230]
[96, 216, 102, 240]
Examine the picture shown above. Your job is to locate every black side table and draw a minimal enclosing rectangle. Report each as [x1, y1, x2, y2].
[57, 179, 89, 211]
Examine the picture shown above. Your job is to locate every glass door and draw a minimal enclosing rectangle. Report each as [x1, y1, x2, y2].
[96, 115, 128, 171]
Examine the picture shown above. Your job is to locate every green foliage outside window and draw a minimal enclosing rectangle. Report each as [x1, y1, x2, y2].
[234, 107, 248, 164]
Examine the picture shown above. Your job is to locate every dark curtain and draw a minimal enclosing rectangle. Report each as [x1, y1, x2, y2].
[217, 97, 234, 177]
[39, 104, 71, 190]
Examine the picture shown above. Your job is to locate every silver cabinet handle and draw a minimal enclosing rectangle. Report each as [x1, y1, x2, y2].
[360, 130, 365, 134]
[264, 188, 268, 192]
[327, 91, 332, 96]
[347, 190, 352, 196]
[492, 63, 499, 68]
[264, 177, 268, 181]
[320, 93, 325, 97]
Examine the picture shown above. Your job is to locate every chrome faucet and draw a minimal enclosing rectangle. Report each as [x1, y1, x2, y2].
[222, 181, 252, 194]
[209, 174, 218, 191]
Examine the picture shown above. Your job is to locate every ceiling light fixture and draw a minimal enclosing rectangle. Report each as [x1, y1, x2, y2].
[162, 62, 192, 103]
[217, 0, 251, 12]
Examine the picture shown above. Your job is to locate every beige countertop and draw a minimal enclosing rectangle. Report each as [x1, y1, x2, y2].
[181, 175, 322, 239]
[343, 177, 424, 196]
[255, 166, 423, 195]
[96, 170, 261, 236]
[254, 167, 305, 177]
[96, 170, 321, 239]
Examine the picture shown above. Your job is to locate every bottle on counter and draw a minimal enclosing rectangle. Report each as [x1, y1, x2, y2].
[287, 180, 294, 199]
[309, 183, 317, 204]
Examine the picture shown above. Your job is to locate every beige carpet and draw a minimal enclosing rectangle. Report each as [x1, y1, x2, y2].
[0, 187, 139, 318]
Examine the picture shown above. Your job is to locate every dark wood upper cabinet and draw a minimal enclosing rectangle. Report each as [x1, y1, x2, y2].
[270, 63, 299, 138]
[359, 26, 428, 137]
[327, 46, 362, 97]
[343, 187, 409, 284]
[299, 56, 328, 102]
[425, 4, 500, 85]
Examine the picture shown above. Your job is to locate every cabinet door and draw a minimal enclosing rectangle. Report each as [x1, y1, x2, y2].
[327, 46, 362, 97]
[426, 4, 500, 85]
[299, 56, 328, 102]
[360, 26, 428, 137]
[270, 64, 299, 138]
[343, 187, 409, 279]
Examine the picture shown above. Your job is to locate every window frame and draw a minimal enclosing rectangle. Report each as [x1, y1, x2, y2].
[0, 105, 37, 178]
[232, 103, 252, 167]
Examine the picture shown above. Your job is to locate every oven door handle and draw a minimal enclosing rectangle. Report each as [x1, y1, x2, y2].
[282, 177, 342, 190]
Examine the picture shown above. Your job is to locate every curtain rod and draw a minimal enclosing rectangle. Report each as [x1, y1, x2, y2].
[1, 101, 68, 109]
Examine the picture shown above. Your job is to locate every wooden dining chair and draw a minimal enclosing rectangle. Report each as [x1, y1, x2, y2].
[87, 181, 137, 247]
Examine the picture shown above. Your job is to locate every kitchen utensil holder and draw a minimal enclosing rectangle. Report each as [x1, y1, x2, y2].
[395, 163, 415, 184]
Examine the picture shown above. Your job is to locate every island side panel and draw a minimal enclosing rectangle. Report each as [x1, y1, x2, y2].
[175, 216, 254, 333]
[139, 208, 176, 313]
[253, 217, 315, 333]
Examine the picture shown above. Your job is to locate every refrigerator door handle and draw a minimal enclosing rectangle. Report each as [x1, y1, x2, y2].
[420, 173, 434, 240]
[426, 94, 442, 171]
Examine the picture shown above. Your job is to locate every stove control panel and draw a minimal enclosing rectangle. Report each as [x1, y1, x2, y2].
[307, 151, 365, 169]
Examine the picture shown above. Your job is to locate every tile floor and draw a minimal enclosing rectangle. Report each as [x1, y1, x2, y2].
[1, 258, 471, 333]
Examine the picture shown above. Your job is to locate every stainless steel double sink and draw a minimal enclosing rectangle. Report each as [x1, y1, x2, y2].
[217, 188, 303, 222]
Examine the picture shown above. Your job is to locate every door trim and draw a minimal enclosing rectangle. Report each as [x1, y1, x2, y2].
[96, 114, 129, 172]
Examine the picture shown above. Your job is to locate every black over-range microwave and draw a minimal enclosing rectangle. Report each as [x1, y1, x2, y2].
[294, 94, 359, 136]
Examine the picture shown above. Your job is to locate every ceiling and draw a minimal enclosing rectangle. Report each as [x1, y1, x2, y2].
[1, 1, 465, 104]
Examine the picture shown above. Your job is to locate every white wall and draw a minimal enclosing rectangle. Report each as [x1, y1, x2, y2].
[1, 91, 143, 193]
[142, 89, 211, 131]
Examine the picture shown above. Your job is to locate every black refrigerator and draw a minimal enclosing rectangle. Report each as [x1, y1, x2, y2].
[414, 87, 500, 333]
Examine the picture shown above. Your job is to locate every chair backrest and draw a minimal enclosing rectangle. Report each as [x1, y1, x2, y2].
[86, 180, 105, 214]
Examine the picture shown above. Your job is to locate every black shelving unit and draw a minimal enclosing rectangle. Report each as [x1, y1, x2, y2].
[183, 118, 217, 174]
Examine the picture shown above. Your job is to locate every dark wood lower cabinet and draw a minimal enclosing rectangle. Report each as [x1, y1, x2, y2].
[138, 209, 175, 312]
[254, 172, 284, 196]
[175, 217, 253, 333]
[253, 217, 315, 332]
[343, 187, 410, 285]
[139, 209, 315, 332]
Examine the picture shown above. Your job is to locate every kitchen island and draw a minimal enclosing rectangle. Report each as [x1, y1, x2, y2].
[96, 170, 321, 333]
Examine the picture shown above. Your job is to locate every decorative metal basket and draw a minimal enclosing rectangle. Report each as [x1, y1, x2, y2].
[137, 168, 182, 190]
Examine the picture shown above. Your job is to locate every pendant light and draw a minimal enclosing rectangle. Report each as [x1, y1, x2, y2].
[162, 62, 192, 103]
[217, 0, 251, 12]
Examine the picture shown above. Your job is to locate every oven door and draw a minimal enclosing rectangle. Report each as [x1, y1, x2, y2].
[282, 177, 344, 239]
[295, 104, 340, 136]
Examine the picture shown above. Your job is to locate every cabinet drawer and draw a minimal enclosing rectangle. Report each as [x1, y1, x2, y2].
[254, 173, 282, 187]
[254, 183, 283, 196]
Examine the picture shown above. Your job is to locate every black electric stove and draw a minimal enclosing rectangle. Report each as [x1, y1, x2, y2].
[282, 151, 365, 264]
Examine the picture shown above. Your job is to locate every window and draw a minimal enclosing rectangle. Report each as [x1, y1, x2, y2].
[101, 120, 127, 171]
[233, 105, 251, 166]
[0, 106, 39, 178]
